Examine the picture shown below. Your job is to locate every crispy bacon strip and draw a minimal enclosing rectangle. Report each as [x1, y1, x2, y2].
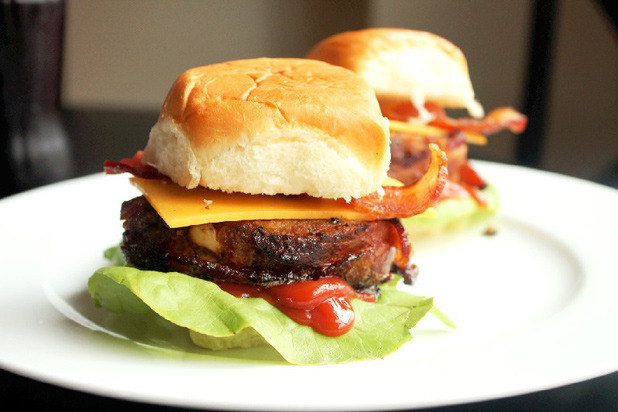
[388, 218, 412, 267]
[429, 105, 528, 135]
[103, 151, 168, 180]
[438, 161, 489, 207]
[459, 162, 487, 189]
[381, 101, 527, 136]
[439, 180, 488, 208]
[351, 144, 448, 218]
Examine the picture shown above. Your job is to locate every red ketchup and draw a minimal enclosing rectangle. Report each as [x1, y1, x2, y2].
[217, 278, 375, 337]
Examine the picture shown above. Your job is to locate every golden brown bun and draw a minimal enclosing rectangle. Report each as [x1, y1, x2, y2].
[306, 28, 484, 118]
[143, 58, 390, 200]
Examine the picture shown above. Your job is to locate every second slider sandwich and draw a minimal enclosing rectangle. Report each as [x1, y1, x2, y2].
[307, 28, 528, 235]
[91, 58, 451, 364]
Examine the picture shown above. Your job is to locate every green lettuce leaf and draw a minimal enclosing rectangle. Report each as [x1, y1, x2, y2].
[403, 184, 499, 237]
[89, 248, 453, 365]
[103, 243, 126, 266]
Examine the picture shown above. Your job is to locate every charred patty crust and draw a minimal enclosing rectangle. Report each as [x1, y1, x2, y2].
[120, 196, 417, 293]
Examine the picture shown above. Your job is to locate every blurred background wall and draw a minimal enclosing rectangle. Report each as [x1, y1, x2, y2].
[61, 0, 617, 184]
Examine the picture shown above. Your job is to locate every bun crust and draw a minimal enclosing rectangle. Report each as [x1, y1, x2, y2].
[306, 28, 483, 117]
[143, 58, 390, 199]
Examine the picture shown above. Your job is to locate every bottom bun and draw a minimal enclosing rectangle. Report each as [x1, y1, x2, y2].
[402, 185, 499, 238]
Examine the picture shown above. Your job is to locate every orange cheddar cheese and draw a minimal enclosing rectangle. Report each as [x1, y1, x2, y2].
[130, 177, 405, 228]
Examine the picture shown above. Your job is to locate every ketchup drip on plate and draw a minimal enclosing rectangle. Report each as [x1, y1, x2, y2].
[217, 278, 375, 337]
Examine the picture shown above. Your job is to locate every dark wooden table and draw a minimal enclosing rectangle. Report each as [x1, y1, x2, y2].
[1, 108, 616, 411]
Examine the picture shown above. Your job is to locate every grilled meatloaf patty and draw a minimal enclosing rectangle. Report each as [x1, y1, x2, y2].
[120, 196, 418, 293]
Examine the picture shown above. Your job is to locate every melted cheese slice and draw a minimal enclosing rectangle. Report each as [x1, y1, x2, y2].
[130, 177, 408, 228]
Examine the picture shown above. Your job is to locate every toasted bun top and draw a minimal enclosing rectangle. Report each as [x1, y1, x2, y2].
[306, 28, 484, 118]
[142, 58, 390, 200]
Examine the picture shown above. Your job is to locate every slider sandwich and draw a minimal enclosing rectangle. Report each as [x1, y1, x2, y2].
[90, 58, 453, 365]
[307, 28, 528, 235]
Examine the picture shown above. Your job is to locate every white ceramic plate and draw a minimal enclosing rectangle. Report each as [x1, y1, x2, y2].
[0, 162, 616, 411]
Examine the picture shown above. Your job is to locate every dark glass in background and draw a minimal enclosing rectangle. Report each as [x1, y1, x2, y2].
[0, 0, 73, 197]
